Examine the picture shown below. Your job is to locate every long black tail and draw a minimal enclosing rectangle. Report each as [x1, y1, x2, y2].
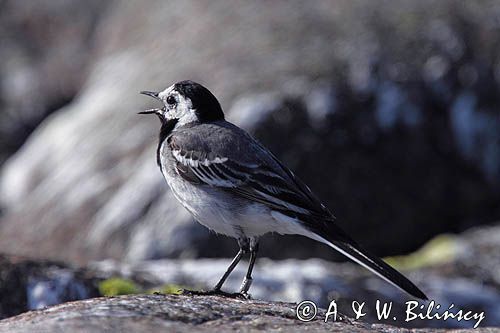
[307, 223, 428, 300]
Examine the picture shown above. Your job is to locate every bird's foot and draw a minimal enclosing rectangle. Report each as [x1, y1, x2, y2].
[239, 291, 252, 300]
[180, 288, 250, 299]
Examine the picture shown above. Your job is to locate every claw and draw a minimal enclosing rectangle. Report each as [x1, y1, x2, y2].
[239, 291, 252, 300]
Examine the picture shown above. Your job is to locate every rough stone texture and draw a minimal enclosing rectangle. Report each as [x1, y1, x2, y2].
[1, 0, 500, 264]
[89, 224, 500, 329]
[0, 223, 498, 329]
[0, 294, 496, 333]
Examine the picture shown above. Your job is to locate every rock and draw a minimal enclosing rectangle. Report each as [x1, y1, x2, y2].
[89, 259, 499, 329]
[87, 223, 500, 329]
[1, 0, 500, 263]
[0, 294, 494, 333]
[0, 224, 498, 329]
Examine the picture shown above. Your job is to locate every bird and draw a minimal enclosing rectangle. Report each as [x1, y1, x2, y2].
[139, 80, 428, 300]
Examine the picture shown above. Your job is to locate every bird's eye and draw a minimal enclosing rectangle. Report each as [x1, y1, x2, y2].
[166, 96, 176, 105]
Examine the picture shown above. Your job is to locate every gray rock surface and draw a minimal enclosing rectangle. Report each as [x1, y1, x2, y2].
[1, 0, 500, 264]
[0, 223, 498, 329]
[0, 294, 496, 333]
[89, 259, 499, 329]
[82, 223, 500, 329]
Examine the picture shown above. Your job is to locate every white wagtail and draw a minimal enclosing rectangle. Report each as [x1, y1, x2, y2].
[139, 80, 427, 300]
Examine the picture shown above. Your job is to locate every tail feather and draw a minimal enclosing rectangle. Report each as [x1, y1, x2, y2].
[308, 225, 428, 300]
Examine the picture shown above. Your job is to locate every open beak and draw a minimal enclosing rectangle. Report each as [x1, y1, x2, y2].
[138, 108, 162, 115]
[139, 91, 163, 115]
[140, 91, 160, 100]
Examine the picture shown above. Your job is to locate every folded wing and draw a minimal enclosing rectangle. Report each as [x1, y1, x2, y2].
[169, 142, 331, 221]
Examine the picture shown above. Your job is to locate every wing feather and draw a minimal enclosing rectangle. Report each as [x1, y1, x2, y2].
[170, 145, 331, 220]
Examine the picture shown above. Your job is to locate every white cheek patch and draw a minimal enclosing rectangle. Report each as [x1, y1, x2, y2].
[169, 94, 197, 126]
[158, 85, 198, 127]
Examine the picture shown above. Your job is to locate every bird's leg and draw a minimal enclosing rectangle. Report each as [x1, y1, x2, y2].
[181, 238, 249, 297]
[239, 239, 259, 297]
[212, 247, 245, 291]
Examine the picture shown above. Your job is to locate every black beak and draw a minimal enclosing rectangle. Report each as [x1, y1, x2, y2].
[139, 90, 162, 115]
[138, 109, 161, 115]
[140, 91, 160, 100]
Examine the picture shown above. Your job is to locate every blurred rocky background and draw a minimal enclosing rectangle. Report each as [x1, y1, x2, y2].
[0, 0, 499, 329]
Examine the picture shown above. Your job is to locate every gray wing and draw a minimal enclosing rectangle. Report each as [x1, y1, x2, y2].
[167, 121, 334, 221]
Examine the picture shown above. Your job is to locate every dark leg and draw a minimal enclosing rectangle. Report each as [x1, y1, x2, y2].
[239, 240, 259, 295]
[181, 238, 250, 297]
[213, 248, 244, 291]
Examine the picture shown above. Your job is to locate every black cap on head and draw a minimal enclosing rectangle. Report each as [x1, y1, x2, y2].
[174, 80, 225, 122]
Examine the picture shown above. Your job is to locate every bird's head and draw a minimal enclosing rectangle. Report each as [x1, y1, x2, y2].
[139, 80, 224, 126]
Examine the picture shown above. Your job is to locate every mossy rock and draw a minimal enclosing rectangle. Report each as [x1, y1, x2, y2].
[148, 284, 188, 295]
[99, 278, 140, 296]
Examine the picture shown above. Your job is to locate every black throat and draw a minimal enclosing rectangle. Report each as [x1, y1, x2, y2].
[156, 118, 179, 168]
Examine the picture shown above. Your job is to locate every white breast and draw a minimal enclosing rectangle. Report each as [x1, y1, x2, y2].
[158, 141, 239, 237]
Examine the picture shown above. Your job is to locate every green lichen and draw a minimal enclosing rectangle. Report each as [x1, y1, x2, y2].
[384, 234, 459, 270]
[99, 278, 140, 296]
[148, 284, 187, 295]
